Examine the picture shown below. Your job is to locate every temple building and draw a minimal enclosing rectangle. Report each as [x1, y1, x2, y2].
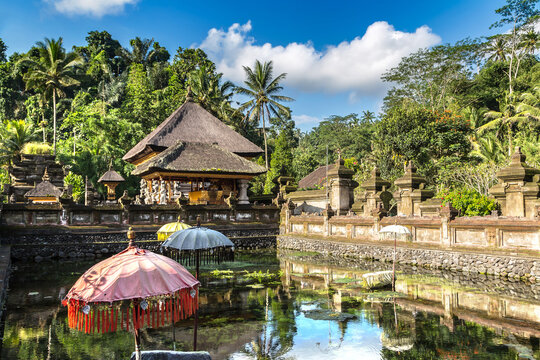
[123, 98, 266, 205]
[24, 168, 62, 203]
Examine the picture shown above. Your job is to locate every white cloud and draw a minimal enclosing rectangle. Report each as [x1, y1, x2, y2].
[46, 0, 139, 17]
[292, 114, 321, 125]
[200, 21, 441, 99]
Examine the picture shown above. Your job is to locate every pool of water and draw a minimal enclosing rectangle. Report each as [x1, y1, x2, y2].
[2, 249, 539, 359]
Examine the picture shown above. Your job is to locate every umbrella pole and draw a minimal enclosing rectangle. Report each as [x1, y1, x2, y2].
[193, 249, 199, 351]
[393, 233, 396, 292]
[172, 319, 176, 351]
[134, 328, 141, 360]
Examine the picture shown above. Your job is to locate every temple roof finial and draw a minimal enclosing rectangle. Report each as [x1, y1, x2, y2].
[185, 86, 193, 102]
[42, 167, 50, 182]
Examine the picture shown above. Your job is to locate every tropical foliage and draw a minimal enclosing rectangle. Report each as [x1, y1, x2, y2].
[0, 0, 538, 208]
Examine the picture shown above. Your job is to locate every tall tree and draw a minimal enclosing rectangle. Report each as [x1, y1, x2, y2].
[236, 60, 294, 169]
[489, 0, 540, 94]
[20, 38, 82, 155]
[0, 38, 7, 63]
[382, 40, 481, 110]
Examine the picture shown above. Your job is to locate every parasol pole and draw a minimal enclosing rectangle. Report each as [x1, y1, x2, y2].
[193, 215, 201, 351]
[392, 219, 397, 292]
[127, 229, 142, 359]
[172, 318, 176, 351]
[134, 327, 141, 360]
[194, 248, 200, 351]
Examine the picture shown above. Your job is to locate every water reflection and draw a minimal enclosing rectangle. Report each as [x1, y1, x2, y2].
[2, 250, 540, 359]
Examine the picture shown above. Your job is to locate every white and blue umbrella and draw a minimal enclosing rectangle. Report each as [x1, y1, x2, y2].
[160, 219, 235, 351]
[379, 224, 411, 292]
[162, 226, 235, 251]
[161, 222, 235, 276]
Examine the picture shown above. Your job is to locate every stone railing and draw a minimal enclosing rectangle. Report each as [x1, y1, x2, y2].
[0, 202, 279, 228]
[282, 209, 540, 253]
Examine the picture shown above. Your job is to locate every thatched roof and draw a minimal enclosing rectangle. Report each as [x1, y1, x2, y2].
[123, 101, 263, 163]
[132, 141, 266, 177]
[298, 165, 334, 189]
[25, 180, 62, 198]
[98, 168, 125, 183]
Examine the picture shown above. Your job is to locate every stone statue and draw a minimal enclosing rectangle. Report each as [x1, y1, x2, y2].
[139, 179, 147, 203]
[173, 181, 182, 199]
[134, 195, 142, 205]
[151, 180, 159, 204]
[159, 180, 167, 204]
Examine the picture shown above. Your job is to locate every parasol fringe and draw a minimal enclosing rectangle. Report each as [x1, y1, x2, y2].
[161, 302, 165, 327]
[64, 286, 199, 334]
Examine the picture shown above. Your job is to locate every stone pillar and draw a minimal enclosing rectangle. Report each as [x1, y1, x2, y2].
[439, 203, 458, 247]
[281, 198, 296, 234]
[393, 161, 434, 216]
[237, 179, 250, 205]
[352, 166, 392, 216]
[323, 203, 334, 236]
[489, 147, 540, 218]
[327, 156, 358, 216]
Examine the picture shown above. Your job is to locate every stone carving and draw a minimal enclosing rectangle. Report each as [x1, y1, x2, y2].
[119, 190, 132, 207]
[173, 181, 182, 199]
[151, 180, 159, 204]
[159, 180, 167, 204]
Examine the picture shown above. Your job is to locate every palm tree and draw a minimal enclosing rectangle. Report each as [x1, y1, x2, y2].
[477, 95, 526, 156]
[0, 120, 40, 165]
[470, 134, 506, 165]
[519, 30, 540, 55]
[20, 38, 82, 155]
[516, 86, 540, 121]
[461, 106, 488, 144]
[485, 36, 508, 62]
[236, 60, 294, 169]
[188, 66, 235, 118]
[120, 37, 169, 66]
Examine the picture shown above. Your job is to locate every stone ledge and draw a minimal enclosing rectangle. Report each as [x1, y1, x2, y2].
[278, 235, 540, 283]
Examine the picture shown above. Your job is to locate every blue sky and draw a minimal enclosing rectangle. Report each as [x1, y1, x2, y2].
[0, 0, 507, 130]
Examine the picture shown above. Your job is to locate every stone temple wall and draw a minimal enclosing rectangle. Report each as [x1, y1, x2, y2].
[3, 225, 278, 262]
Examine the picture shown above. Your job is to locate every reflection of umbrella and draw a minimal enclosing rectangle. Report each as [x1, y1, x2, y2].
[381, 332, 415, 352]
[161, 216, 234, 350]
[62, 229, 199, 360]
[157, 216, 191, 241]
[379, 224, 411, 291]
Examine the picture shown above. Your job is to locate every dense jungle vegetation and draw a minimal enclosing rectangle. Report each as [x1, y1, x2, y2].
[0, 0, 538, 212]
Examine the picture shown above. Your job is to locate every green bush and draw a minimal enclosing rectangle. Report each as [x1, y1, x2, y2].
[22, 142, 52, 155]
[438, 188, 498, 217]
[64, 171, 84, 203]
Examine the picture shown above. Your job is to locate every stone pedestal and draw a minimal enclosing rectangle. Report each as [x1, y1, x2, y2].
[352, 167, 392, 216]
[489, 147, 540, 218]
[393, 161, 434, 216]
[328, 156, 358, 216]
[237, 179, 250, 205]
